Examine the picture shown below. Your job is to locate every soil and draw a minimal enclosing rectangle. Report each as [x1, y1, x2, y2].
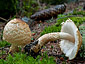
[0, 1, 85, 64]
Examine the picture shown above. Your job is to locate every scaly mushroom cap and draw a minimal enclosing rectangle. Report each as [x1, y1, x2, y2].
[3, 18, 31, 47]
[60, 19, 82, 60]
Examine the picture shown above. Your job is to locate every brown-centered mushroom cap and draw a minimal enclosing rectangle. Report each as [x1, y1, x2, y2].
[60, 19, 82, 60]
[3, 18, 31, 52]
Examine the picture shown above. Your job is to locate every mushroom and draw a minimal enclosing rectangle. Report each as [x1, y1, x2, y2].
[31, 19, 82, 60]
[60, 19, 82, 60]
[3, 18, 31, 53]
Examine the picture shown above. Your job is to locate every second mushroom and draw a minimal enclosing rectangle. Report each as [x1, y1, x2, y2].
[30, 19, 82, 60]
[3, 19, 31, 53]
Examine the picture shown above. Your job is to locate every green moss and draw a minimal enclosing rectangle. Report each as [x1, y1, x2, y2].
[0, 52, 56, 64]
[73, 10, 85, 16]
[57, 17, 85, 26]
[40, 25, 61, 36]
[0, 41, 10, 47]
[23, 0, 39, 17]
[41, 17, 85, 36]
[79, 26, 85, 58]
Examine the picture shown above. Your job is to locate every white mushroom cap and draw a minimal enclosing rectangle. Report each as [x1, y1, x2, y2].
[3, 18, 31, 52]
[60, 19, 82, 60]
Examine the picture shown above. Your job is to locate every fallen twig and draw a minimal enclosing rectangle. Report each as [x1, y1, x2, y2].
[0, 17, 8, 22]
[56, 15, 83, 22]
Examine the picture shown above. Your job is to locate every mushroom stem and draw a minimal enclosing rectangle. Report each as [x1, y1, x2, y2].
[9, 44, 19, 53]
[31, 32, 75, 53]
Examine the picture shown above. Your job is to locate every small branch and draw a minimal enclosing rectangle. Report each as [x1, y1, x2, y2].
[56, 15, 83, 21]
[37, 0, 42, 9]
[0, 17, 8, 22]
[37, 0, 40, 6]
[50, 15, 84, 23]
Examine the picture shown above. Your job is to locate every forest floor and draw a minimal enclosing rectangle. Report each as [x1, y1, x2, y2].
[25, 2, 85, 64]
[0, 1, 85, 64]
